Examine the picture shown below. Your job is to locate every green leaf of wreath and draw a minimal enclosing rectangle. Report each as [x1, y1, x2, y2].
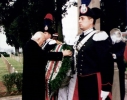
[49, 44, 72, 92]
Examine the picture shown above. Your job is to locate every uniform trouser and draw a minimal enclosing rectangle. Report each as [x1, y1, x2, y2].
[78, 72, 111, 100]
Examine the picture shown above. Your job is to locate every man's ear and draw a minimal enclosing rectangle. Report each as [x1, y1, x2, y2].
[37, 37, 41, 44]
[48, 33, 51, 38]
[90, 18, 94, 24]
[37, 37, 40, 41]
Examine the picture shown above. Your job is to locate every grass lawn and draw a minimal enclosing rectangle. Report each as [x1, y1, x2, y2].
[5, 57, 23, 73]
[0, 57, 23, 81]
[0, 57, 23, 95]
[0, 58, 8, 81]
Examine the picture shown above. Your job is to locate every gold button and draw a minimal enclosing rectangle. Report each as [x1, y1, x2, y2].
[80, 73, 82, 75]
[80, 69, 82, 71]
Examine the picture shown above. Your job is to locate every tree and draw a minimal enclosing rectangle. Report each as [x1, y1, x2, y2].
[100, 0, 126, 33]
[0, 0, 77, 52]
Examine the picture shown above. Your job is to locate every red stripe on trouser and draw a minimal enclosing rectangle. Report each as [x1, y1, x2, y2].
[97, 73, 112, 100]
[52, 97, 54, 100]
[97, 72, 102, 100]
[108, 92, 112, 100]
[73, 77, 79, 100]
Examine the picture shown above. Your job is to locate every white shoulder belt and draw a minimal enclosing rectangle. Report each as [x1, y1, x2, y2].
[76, 30, 98, 51]
[73, 30, 98, 70]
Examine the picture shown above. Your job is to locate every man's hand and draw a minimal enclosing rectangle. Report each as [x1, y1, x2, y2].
[62, 50, 72, 56]
[101, 90, 109, 100]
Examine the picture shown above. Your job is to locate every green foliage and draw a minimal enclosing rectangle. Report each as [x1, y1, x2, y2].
[49, 44, 72, 92]
[100, 0, 126, 32]
[2, 73, 16, 93]
[14, 73, 22, 92]
[2, 73, 22, 93]
[0, 0, 77, 47]
[0, 52, 10, 57]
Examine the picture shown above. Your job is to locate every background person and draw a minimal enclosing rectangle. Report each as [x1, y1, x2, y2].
[42, 13, 62, 52]
[42, 27, 57, 51]
[110, 28, 126, 100]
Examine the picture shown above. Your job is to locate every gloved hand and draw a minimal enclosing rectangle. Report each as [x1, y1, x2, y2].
[101, 90, 109, 100]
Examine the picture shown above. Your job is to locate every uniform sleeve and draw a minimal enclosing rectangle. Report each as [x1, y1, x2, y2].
[114, 42, 126, 59]
[70, 48, 76, 74]
[94, 35, 114, 91]
[42, 50, 63, 61]
[44, 43, 57, 51]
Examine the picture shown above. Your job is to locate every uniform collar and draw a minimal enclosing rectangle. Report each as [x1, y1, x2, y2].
[83, 28, 94, 36]
[46, 38, 51, 42]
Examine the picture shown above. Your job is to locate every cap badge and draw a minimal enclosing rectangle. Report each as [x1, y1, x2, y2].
[80, 4, 87, 14]
[44, 25, 48, 30]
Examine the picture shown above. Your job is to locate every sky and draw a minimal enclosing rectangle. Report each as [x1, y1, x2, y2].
[0, 26, 15, 53]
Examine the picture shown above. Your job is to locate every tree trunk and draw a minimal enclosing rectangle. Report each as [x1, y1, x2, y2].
[57, 21, 64, 42]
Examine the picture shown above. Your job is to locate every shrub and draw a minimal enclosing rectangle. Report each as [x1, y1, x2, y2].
[2, 74, 15, 93]
[0, 52, 10, 57]
[2, 73, 23, 93]
[14, 73, 23, 92]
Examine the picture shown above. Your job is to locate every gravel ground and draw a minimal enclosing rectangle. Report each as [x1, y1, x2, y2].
[0, 95, 22, 100]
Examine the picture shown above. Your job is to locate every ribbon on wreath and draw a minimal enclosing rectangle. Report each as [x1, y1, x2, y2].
[45, 44, 72, 100]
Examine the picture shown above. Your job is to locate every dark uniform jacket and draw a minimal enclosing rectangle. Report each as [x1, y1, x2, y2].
[111, 41, 126, 71]
[73, 29, 114, 91]
[111, 40, 126, 100]
[22, 40, 63, 100]
[42, 39, 57, 51]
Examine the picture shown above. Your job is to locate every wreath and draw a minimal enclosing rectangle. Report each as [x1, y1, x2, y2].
[45, 43, 72, 99]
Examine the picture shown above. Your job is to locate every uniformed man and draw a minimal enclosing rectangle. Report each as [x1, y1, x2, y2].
[70, 4, 114, 100]
[42, 27, 58, 51]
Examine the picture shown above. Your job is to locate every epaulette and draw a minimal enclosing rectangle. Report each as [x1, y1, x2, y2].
[49, 40, 56, 45]
[92, 31, 109, 41]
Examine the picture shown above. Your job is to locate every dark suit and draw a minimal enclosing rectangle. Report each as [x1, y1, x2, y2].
[111, 41, 126, 100]
[22, 40, 63, 100]
[73, 29, 114, 100]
